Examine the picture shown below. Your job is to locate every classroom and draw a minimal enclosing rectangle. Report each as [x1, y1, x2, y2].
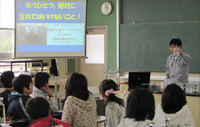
[0, 0, 200, 127]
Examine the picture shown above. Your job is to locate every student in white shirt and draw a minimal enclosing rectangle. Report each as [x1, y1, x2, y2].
[117, 88, 155, 127]
[99, 79, 125, 127]
[30, 72, 58, 112]
[154, 84, 195, 127]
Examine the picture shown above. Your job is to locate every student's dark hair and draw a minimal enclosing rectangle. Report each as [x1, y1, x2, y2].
[99, 79, 124, 108]
[34, 72, 50, 89]
[162, 83, 187, 114]
[169, 38, 182, 47]
[125, 88, 155, 121]
[0, 71, 14, 88]
[13, 74, 32, 94]
[62, 72, 90, 103]
[26, 97, 49, 120]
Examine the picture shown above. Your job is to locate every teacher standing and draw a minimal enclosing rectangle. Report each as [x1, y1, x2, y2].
[166, 38, 192, 84]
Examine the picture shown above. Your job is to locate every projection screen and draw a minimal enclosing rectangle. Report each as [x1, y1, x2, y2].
[15, 0, 87, 58]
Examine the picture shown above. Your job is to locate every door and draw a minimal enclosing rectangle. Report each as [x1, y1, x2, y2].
[80, 26, 107, 87]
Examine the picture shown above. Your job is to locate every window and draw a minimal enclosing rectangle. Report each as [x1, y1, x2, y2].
[0, 0, 15, 59]
[0, 0, 15, 28]
[0, 30, 14, 52]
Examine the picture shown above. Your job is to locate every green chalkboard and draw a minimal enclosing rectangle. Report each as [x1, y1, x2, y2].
[119, 0, 200, 73]
[119, 22, 200, 72]
[121, 0, 200, 24]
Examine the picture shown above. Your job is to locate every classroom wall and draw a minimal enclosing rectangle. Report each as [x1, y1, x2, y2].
[54, 0, 117, 79]
[50, 0, 117, 79]
[87, 0, 117, 73]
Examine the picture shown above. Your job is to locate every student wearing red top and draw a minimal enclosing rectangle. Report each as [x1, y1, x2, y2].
[26, 97, 72, 127]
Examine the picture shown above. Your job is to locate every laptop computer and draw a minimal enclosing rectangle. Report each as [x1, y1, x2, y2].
[128, 72, 151, 90]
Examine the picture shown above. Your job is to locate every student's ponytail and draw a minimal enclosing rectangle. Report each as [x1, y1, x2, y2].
[104, 92, 124, 108]
[99, 79, 125, 108]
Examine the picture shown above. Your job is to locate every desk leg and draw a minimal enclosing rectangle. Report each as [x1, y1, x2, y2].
[25, 62, 27, 72]
[57, 98, 60, 110]
[10, 63, 12, 72]
[54, 81, 57, 99]
[41, 62, 43, 72]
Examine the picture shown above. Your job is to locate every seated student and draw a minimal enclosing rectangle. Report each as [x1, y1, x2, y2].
[99, 79, 125, 127]
[117, 88, 155, 127]
[0, 71, 15, 116]
[26, 97, 72, 127]
[7, 74, 33, 120]
[61, 73, 97, 127]
[154, 83, 195, 126]
[30, 72, 58, 112]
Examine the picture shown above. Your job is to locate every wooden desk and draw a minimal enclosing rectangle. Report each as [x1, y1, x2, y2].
[97, 116, 106, 127]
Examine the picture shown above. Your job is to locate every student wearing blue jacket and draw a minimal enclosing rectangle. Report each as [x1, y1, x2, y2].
[7, 74, 33, 120]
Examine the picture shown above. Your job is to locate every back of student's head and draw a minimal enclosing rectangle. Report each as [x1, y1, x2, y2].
[13, 74, 32, 94]
[64, 72, 89, 101]
[125, 88, 155, 121]
[169, 38, 182, 47]
[26, 97, 49, 120]
[0, 71, 14, 88]
[34, 72, 50, 89]
[162, 83, 187, 114]
[99, 79, 124, 107]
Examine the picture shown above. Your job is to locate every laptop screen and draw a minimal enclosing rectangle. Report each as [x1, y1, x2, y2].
[128, 72, 151, 89]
